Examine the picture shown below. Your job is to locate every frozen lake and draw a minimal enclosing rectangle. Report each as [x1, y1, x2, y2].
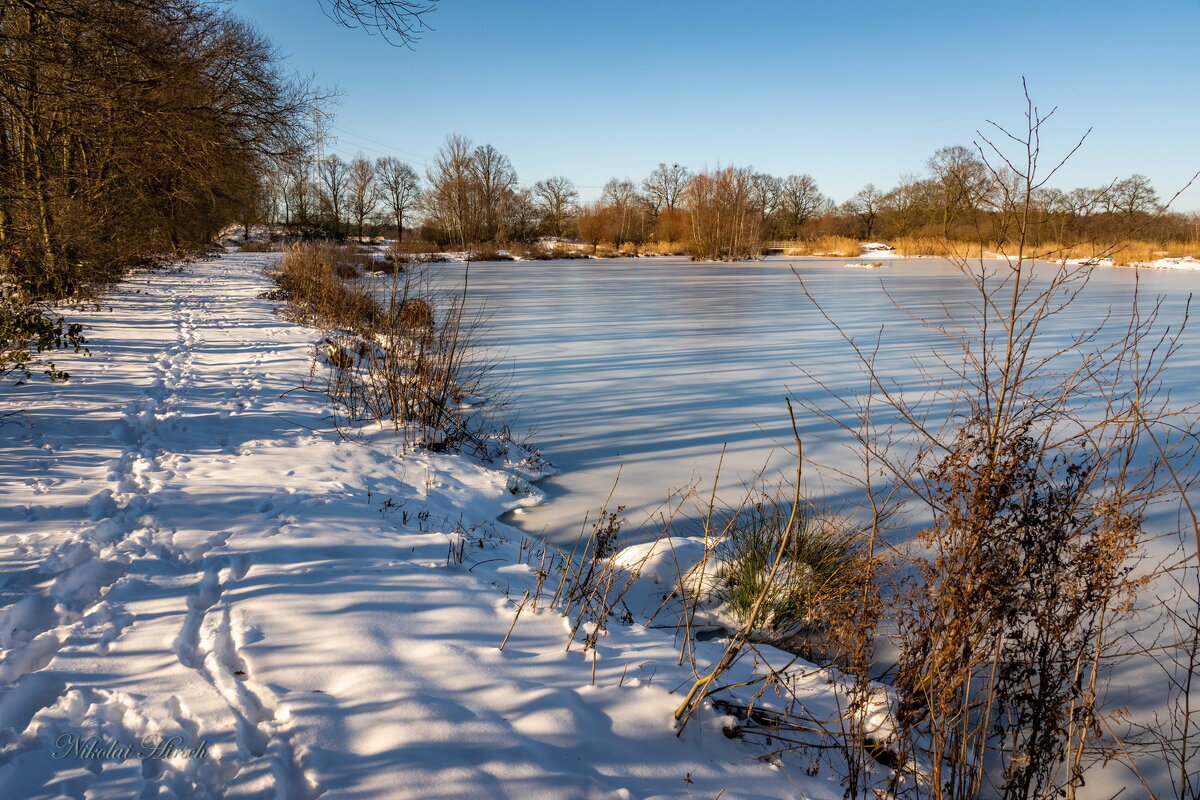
[433, 256, 1200, 546]
[431, 254, 1198, 794]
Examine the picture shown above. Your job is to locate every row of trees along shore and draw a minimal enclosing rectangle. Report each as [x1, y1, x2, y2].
[0, 1, 315, 300]
[0, 0, 318, 380]
[251, 135, 1200, 261]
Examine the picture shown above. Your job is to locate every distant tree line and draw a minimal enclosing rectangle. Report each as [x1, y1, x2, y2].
[1, 0, 1193, 290]
[256, 135, 1198, 260]
[1, 1, 1192, 296]
[260, 134, 839, 257]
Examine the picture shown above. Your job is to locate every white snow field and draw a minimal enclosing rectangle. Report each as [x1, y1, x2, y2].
[0, 254, 857, 799]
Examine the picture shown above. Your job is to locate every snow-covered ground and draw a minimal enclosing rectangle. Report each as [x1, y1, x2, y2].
[856, 242, 1200, 269]
[856, 243, 900, 258]
[0, 254, 861, 799]
[1068, 255, 1200, 270]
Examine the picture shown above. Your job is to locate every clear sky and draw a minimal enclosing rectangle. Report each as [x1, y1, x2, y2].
[235, 0, 1200, 209]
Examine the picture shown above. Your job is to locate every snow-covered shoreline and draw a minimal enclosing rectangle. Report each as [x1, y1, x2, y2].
[0, 253, 859, 799]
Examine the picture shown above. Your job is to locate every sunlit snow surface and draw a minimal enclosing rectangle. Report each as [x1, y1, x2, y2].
[0, 254, 860, 799]
[445, 256, 1200, 546]
[1, 253, 1195, 798]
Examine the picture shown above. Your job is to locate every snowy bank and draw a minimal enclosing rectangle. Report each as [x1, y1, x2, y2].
[0, 254, 867, 798]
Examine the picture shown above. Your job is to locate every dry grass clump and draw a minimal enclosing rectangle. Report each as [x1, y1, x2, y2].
[509, 243, 554, 260]
[392, 240, 442, 257]
[510, 241, 593, 260]
[1035, 239, 1200, 265]
[466, 245, 514, 262]
[888, 237, 986, 258]
[1159, 239, 1200, 258]
[393, 296, 433, 329]
[588, 241, 641, 258]
[591, 242, 632, 258]
[271, 243, 379, 333]
[271, 243, 502, 453]
[884, 237, 1200, 265]
[507, 243, 547, 260]
[237, 240, 279, 253]
[389, 242, 449, 266]
[370, 253, 407, 275]
[782, 236, 862, 258]
[642, 241, 687, 256]
[708, 496, 867, 648]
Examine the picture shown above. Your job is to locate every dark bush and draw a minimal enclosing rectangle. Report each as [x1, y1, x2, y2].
[1, 297, 88, 382]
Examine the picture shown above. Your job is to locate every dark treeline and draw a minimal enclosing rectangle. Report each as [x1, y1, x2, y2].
[257, 135, 1199, 261]
[0, 0, 315, 381]
[0, 0, 312, 300]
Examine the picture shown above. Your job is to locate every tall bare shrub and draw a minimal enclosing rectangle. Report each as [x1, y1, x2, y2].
[801, 84, 1200, 799]
[683, 166, 763, 261]
[273, 243, 500, 452]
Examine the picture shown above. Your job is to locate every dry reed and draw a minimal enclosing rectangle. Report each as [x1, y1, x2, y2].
[782, 236, 862, 258]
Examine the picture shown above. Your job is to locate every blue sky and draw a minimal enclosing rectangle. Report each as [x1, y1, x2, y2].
[236, 0, 1200, 209]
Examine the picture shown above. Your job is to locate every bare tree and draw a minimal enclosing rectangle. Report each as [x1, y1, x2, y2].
[927, 144, 990, 237]
[317, 155, 350, 237]
[641, 162, 690, 216]
[347, 155, 379, 240]
[1106, 174, 1162, 218]
[421, 135, 517, 247]
[376, 156, 420, 242]
[318, 0, 437, 47]
[600, 178, 644, 246]
[842, 184, 882, 240]
[471, 143, 517, 242]
[574, 202, 608, 252]
[284, 159, 317, 228]
[779, 174, 827, 238]
[879, 175, 934, 238]
[532, 176, 578, 238]
[505, 187, 539, 243]
[423, 134, 475, 248]
[235, 176, 274, 240]
[748, 172, 782, 237]
[683, 166, 762, 260]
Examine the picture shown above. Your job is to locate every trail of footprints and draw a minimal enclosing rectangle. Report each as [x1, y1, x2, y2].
[3, 294, 199, 682]
[0, 260, 316, 798]
[173, 555, 318, 798]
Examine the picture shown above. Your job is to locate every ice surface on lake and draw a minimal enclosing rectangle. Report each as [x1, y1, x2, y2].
[439, 256, 1200, 545]
[450, 254, 1200, 795]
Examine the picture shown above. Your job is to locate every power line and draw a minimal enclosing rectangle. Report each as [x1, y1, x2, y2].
[331, 123, 431, 164]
